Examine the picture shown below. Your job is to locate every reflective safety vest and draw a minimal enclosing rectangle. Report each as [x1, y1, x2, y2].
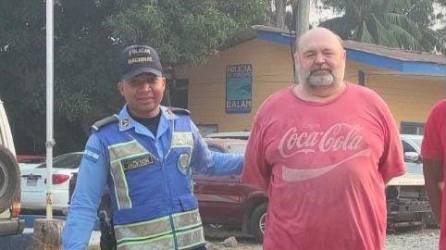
[94, 111, 205, 250]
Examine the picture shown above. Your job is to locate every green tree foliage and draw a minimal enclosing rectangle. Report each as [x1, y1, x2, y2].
[0, 0, 266, 154]
[0, 0, 121, 153]
[319, 0, 445, 53]
[106, 0, 266, 65]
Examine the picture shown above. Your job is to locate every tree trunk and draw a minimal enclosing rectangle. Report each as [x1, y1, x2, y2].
[294, 0, 311, 83]
[296, 0, 310, 38]
[265, 0, 274, 26]
[274, 0, 287, 29]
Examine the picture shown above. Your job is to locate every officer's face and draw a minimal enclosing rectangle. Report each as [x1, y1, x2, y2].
[119, 73, 166, 118]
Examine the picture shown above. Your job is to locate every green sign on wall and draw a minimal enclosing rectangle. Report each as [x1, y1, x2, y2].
[226, 64, 252, 113]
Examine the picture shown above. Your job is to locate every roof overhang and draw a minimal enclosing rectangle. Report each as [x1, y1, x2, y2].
[226, 25, 446, 76]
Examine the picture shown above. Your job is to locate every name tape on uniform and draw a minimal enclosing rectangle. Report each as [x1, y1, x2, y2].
[121, 153, 155, 172]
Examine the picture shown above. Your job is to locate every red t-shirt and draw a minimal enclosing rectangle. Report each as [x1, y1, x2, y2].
[242, 83, 405, 250]
[421, 99, 446, 250]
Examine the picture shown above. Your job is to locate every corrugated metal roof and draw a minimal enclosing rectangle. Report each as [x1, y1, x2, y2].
[343, 40, 446, 65]
[246, 25, 446, 66]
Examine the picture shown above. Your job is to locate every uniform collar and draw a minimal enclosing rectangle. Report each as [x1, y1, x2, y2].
[118, 105, 179, 138]
[160, 106, 179, 121]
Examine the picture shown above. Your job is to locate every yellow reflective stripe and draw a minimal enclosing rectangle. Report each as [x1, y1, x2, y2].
[110, 161, 132, 209]
[117, 234, 175, 250]
[173, 209, 201, 230]
[108, 140, 149, 210]
[108, 140, 146, 161]
[115, 215, 172, 243]
[171, 132, 193, 148]
[114, 210, 204, 249]
[177, 226, 205, 250]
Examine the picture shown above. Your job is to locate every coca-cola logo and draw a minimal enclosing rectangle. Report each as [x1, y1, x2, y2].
[279, 123, 363, 158]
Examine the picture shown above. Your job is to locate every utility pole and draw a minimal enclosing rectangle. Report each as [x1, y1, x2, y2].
[32, 0, 64, 248]
[296, 0, 310, 38]
[293, 0, 311, 83]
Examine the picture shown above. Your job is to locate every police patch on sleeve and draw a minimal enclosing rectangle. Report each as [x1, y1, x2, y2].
[121, 153, 155, 172]
[177, 153, 191, 175]
[85, 147, 100, 162]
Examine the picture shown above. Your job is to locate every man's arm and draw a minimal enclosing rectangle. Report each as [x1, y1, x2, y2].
[62, 134, 108, 250]
[189, 122, 243, 176]
[240, 113, 270, 191]
[420, 100, 446, 224]
[423, 159, 443, 223]
[374, 92, 405, 183]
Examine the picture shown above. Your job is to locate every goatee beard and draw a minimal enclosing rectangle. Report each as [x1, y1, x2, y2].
[308, 70, 335, 87]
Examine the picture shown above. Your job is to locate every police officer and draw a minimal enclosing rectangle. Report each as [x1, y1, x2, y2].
[62, 45, 243, 250]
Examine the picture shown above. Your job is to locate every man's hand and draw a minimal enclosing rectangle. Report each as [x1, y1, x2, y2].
[423, 159, 443, 223]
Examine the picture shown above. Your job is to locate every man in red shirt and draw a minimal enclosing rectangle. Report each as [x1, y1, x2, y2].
[422, 100, 446, 250]
[242, 27, 405, 250]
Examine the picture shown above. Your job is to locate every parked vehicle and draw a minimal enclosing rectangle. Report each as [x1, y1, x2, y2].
[21, 152, 84, 214]
[205, 131, 250, 140]
[386, 134, 435, 231]
[195, 138, 267, 242]
[0, 99, 25, 236]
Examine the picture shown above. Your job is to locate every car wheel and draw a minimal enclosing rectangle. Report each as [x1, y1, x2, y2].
[0, 146, 20, 214]
[249, 202, 267, 242]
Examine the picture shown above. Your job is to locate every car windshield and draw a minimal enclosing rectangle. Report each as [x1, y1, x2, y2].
[37, 153, 83, 169]
[412, 138, 422, 149]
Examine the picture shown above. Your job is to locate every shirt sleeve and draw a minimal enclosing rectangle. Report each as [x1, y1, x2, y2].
[189, 121, 243, 176]
[62, 134, 108, 250]
[376, 96, 406, 182]
[421, 101, 445, 161]
[241, 112, 270, 191]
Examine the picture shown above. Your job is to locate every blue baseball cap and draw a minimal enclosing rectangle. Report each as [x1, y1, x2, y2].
[120, 45, 163, 81]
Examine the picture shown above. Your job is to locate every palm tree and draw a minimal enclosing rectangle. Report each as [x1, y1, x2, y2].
[319, 0, 442, 52]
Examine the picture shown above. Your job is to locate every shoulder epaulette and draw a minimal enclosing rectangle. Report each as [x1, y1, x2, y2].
[91, 114, 119, 131]
[169, 107, 191, 116]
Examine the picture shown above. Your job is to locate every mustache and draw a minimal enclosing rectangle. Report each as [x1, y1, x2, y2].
[310, 69, 332, 76]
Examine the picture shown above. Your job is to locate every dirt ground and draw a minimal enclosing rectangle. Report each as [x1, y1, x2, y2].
[204, 225, 440, 250]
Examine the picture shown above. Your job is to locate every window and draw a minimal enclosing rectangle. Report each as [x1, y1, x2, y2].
[164, 79, 188, 109]
[400, 121, 424, 135]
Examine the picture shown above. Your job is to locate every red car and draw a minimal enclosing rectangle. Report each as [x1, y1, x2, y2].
[196, 138, 267, 242]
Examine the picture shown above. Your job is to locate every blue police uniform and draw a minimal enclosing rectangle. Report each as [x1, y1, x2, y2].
[62, 105, 243, 250]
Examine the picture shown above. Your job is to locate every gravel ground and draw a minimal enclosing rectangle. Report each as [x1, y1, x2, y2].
[386, 228, 439, 250]
[204, 226, 440, 250]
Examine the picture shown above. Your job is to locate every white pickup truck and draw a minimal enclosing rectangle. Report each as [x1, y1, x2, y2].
[0, 99, 25, 236]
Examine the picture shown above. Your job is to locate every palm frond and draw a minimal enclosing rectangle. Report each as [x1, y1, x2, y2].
[385, 13, 422, 40]
[369, 14, 399, 47]
[389, 24, 418, 50]
[358, 21, 374, 43]
[318, 16, 355, 39]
